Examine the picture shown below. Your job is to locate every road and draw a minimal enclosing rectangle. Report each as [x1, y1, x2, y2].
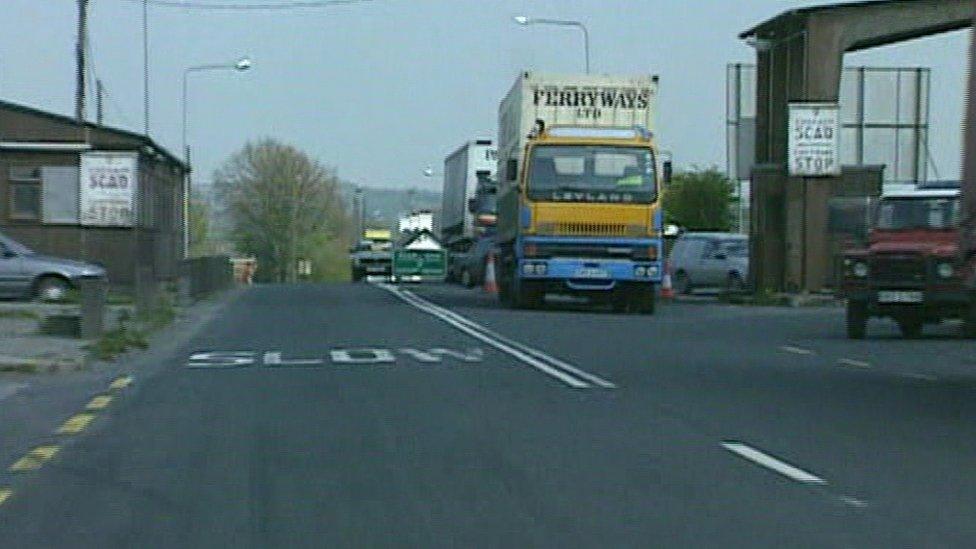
[0, 282, 975, 547]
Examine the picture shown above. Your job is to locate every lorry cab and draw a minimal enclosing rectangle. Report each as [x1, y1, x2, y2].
[841, 181, 976, 338]
[497, 124, 664, 311]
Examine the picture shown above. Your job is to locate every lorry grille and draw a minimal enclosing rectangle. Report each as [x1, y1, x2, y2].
[550, 222, 631, 237]
[871, 255, 926, 284]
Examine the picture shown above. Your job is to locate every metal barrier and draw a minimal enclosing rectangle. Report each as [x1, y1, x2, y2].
[182, 255, 234, 301]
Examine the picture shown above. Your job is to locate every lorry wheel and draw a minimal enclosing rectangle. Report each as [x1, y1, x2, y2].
[461, 269, 474, 288]
[846, 300, 868, 340]
[674, 271, 692, 295]
[638, 286, 656, 315]
[514, 284, 543, 310]
[897, 316, 924, 339]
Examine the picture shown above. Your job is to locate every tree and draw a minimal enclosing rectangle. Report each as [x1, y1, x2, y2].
[663, 167, 734, 231]
[214, 139, 352, 283]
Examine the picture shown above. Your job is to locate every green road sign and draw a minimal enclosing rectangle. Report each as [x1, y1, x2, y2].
[393, 249, 446, 280]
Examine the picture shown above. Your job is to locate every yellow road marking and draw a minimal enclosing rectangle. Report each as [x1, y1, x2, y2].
[86, 395, 113, 410]
[109, 376, 132, 390]
[838, 358, 871, 368]
[0, 488, 11, 506]
[9, 445, 60, 472]
[57, 413, 95, 435]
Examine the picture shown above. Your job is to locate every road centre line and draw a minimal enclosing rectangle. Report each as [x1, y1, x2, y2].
[398, 288, 617, 388]
[0, 488, 10, 506]
[837, 358, 871, 368]
[379, 284, 613, 389]
[394, 286, 616, 388]
[722, 441, 827, 485]
[780, 345, 815, 356]
[109, 376, 133, 390]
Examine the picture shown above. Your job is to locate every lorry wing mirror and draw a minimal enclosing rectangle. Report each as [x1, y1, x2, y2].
[663, 160, 673, 186]
[506, 159, 518, 182]
[664, 224, 680, 238]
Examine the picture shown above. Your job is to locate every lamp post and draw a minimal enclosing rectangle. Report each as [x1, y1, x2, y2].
[513, 15, 590, 74]
[181, 56, 251, 257]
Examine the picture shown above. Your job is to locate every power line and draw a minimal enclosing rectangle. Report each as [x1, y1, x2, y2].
[117, 0, 374, 10]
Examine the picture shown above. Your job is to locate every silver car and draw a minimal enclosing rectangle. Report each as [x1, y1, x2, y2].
[0, 232, 107, 301]
[669, 232, 749, 294]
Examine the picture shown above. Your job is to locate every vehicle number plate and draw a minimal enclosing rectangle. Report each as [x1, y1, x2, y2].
[877, 290, 923, 304]
[574, 267, 609, 279]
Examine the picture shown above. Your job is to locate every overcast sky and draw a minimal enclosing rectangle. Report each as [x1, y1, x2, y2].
[0, 0, 969, 189]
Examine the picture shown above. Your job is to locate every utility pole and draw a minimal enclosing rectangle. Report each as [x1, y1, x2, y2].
[76, 0, 88, 123]
[95, 79, 104, 125]
[143, 0, 150, 134]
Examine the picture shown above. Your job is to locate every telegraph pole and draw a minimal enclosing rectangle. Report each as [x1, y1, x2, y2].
[76, 0, 88, 123]
[143, 0, 150, 134]
[95, 79, 104, 125]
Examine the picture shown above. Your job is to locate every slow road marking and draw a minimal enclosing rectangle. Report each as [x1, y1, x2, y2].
[722, 441, 826, 485]
[377, 284, 615, 389]
[780, 345, 815, 356]
[837, 358, 871, 369]
[56, 413, 95, 435]
[9, 445, 60, 472]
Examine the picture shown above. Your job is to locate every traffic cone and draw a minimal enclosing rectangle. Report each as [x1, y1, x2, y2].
[660, 261, 675, 300]
[484, 251, 499, 294]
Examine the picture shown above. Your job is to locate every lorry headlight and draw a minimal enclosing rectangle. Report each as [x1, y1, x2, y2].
[634, 266, 647, 277]
[522, 263, 534, 275]
[646, 264, 660, 278]
[937, 262, 954, 279]
[852, 262, 868, 278]
[536, 262, 547, 275]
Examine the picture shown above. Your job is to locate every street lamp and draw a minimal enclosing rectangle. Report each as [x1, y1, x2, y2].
[181, 55, 251, 257]
[513, 15, 590, 74]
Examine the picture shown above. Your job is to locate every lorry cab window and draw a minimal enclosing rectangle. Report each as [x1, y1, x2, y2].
[527, 145, 656, 203]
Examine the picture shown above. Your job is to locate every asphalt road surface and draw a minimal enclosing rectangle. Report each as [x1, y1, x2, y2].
[1, 282, 975, 547]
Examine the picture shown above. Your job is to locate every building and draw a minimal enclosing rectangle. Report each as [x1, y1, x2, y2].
[0, 99, 187, 289]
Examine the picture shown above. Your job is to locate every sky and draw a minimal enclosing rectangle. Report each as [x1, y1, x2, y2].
[0, 0, 969, 191]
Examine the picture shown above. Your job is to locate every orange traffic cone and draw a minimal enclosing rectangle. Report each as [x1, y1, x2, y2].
[484, 251, 499, 294]
[660, 261, 675, 300]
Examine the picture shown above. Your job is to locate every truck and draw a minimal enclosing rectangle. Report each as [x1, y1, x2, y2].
[494, 72, 668, 312]
[441, 140, 498, 245]
[349, 228, 393, 282]
[841, 181, 976, 338]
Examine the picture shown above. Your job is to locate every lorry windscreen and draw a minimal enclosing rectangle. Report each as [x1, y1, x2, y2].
[527, 145, 656, 203]
[876, 197, 961, 230]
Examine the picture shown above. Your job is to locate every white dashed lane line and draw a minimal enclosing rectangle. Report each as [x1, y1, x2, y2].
[837, 358, 871, 368]
[780, 345, 816, 356]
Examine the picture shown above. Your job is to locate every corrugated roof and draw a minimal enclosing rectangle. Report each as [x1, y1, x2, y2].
[0, 98, 188, 171]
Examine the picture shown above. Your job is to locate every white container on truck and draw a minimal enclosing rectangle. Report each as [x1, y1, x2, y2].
[494, 71, 667, 312]
[441, 140, 497, 244]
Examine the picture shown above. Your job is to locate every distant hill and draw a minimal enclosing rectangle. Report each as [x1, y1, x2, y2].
[339, 183, 441, 231]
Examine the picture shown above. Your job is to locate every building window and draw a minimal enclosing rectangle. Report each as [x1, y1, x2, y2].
[9, 167, 41, 221]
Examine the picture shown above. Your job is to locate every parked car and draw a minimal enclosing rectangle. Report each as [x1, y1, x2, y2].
[0, 232, 107, 301]
[669, 232, 749, 294]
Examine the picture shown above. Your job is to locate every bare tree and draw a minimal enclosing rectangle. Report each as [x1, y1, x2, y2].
[214, 139, 350, 283]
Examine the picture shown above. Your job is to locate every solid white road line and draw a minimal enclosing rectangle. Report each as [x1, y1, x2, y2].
[837, 358, 871, 368]
[721, 441, 827, 485]
[399, 288, 617, 388]
[780, 345, 815, 356]
[379, 284, 613, 389]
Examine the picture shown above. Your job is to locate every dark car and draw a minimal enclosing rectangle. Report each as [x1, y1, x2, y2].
[0, 232, 107, 301]
[456, 236, 496, 288]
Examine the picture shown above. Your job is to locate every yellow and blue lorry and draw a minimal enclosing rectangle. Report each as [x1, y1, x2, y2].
[495, 72, 669, 312]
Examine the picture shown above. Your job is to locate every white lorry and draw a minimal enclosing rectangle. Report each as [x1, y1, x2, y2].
[440, 140, 497, 245]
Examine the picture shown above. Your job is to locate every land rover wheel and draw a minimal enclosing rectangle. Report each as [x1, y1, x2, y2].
[897, 315, 924, 339]
[846, 300, 868, 340]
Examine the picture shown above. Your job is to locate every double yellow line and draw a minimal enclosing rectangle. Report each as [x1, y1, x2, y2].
[0, 375, 133, 508]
